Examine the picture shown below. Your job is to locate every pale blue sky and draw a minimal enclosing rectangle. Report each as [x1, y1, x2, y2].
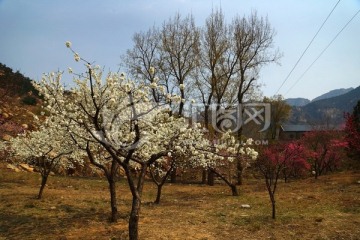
[0, 0, 359, 100]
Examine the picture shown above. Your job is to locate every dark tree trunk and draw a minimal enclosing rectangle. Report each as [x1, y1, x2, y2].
[154, 185, 162, 204]
[204, 105, 210, 128]
[108, 177, 118, 222]
[150, 164, 173, 204]
[283, 170, 288, 183]
[129, 196, 141, 240]
[210, 168, 239, 196]
[37, 174, 48, 199]
[124, 162, 148, 240]
[203, 104, 212, 186]
[207, 170, 214, 186]
[230, 184, 239, 196]
[86, 145, 119, 222]
[236, 127, 244, 185]
[271, 200, 276, 219]
[265, 178, 277, 219]
[237, 158, 243, 185]
[170, 167, 177, 183]
[201, 169, 207, 184]
[153, 171, 171, 204]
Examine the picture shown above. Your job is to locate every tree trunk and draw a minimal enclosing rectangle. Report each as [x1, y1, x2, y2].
[151, 164, 173, 204]
[237, 160, 243, 185]
[37, 174, 48, 199]
[265, 178, 277, 219]
[236, 126, 244, 185]
[124, 162, 148, 240]
[271, 199, 276, 219]
[128, 195, 141, 240]
[201, 169, 207, 184]
[210, 168, 239, 196]
[203, 104, 211, 185]
[170, 167, 177, 183]
[108, 177, 118, 222]
[207, 170, 214, 186]
[230, 184, 239, 196]
[154, 185, 162, 204]
[284, 172, 288, 183]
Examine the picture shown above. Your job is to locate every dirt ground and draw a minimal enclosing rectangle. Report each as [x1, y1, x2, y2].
[0, 166, 359, 240]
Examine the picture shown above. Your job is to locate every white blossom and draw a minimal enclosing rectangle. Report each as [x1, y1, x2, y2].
[65, 41, 71, 48]
[149, 66, 155, 75]
[150, 82, 157, 89]
[74, 53, 80, 62]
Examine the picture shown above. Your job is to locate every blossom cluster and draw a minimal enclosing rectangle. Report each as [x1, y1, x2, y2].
[8, 116, 83, 170]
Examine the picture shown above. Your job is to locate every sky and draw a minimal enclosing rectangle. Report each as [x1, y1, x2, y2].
[0, 0, 359, 100]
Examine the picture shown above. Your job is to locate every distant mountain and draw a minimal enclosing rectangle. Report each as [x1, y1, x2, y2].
[285, 98, 310, 107]
[312, 87, 354, 102]
[285, 87, 354, 107]
[288, 86, 360, 126]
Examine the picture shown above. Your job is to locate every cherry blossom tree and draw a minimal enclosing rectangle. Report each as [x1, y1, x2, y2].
[301, 130, 346, 179]
[256, 142, 307, 219]
[344, 101, 360, 161]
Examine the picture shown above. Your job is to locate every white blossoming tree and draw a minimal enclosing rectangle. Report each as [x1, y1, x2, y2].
[208, 132, 258, 196]
[32, 42, 217, 240]
[8, 117, 81, 199]
[183, 131, 258, 196]
[148, 121, 209, 204]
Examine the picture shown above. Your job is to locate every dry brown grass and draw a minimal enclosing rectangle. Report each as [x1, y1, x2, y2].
[0, 165, 359, 240]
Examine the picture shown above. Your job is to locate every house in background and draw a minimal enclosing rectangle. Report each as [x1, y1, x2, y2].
[279, 124, 313, 140]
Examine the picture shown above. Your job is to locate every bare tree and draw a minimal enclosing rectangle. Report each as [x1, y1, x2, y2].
[122, 11, 281, 187]
[161, 13, 200, 116]
[232, 12, 282, 184]
[123, 27, 164, 103]
[194, 9, 242, 184]
[160, 13, 201, 183]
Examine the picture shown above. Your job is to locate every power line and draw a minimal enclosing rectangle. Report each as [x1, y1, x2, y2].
[284, 8, 360, 96]
[274, 0, 341, 95]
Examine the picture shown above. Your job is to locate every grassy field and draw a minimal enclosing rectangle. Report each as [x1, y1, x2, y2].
[0, 165, 359, 240]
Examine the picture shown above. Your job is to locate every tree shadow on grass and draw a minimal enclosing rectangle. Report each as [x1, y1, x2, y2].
[0, 204, 127, 240]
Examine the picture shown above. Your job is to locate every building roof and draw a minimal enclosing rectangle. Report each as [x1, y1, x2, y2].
[280, 124, 313, 132]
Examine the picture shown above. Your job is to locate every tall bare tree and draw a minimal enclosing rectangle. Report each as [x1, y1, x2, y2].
[233, 12, 281, 106]
[161, 13, 200, 116]
[159, 13, 201, 182]
[232, 12, 282, 184]
[195, 9, 242, 184]
[123, 11, 281, 186]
